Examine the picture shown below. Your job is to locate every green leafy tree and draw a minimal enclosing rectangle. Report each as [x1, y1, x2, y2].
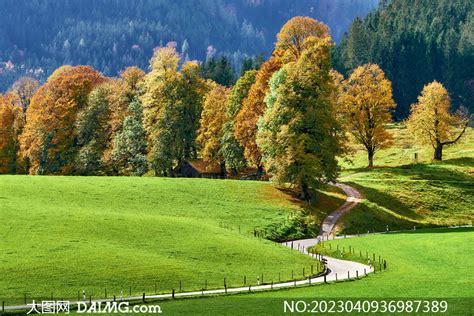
[257, 36, 345, 202]
[75, 82, 113, 175]
[112, 98, 148, 175]
[142, 48, 207, 175]
[142, 47, 182, 175]
[221, 70, 257, 174]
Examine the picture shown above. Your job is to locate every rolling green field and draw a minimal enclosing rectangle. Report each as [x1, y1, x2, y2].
[335, 126, 473, 233]
[157, 227, 474, 315]
[0, 176, 336, 305]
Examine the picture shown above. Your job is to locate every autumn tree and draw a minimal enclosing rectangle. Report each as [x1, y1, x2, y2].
[221, 70, 257, 175]
[407, 81, 471, 161]
[257, 36, 344, 202]
[275, 16, 330, 62]
[111, 98, 148, 175]
[75, 81, 115, 175]
[104, 68, 146, 171]
[234, 16, 330, 175]
[339, 64, 396, 167]
[19, 66, 105, 174]
[120, 66, 146, 94]
[142, 47, 207, 175]
[234, 56, 282, 173]
[196, 82, 231, 176]
[179, 61, 208, 159]
[10, 77, 40, 112]
[0, 94, 25, 173]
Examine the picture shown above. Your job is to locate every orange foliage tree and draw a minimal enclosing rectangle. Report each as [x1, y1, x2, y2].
[0, 94, 25, 173]
[234, 56, 282, 172]
[19, 66, 105, 174]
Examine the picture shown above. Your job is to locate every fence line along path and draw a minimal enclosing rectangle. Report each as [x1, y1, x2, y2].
[3, 183, 371, 312]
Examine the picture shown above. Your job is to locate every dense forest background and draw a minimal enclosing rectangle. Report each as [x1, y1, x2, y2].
[0, 0, 377, 91]
[334, 0, 474, 118]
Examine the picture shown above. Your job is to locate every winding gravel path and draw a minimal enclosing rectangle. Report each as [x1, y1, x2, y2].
[4, 183, 370, 311]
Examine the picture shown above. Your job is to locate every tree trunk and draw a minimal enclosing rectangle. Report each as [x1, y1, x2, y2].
[367, 149, 374, 168]
[434, 142, 443, 161]
[220, 162, 227, 179]
[255, 164, 263, 180]
[300, 182, 309, 203]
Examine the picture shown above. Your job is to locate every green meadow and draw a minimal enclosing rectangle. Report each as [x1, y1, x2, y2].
[0, 176, 331, 305]
[157, 227, 474, 315]
[335, 126, 473, 233]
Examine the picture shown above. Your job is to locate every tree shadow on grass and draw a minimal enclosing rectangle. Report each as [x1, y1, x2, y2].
[442, 157, 474, 168]
[347, 182, 425, 221]
[336, 181, 437, 235]
[388, 226, 474, 235]
[348, 162, 473, 193]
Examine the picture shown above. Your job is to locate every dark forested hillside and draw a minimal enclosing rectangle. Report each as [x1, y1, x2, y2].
[0, 0, 377, 91]
[334, 0, 474, 119]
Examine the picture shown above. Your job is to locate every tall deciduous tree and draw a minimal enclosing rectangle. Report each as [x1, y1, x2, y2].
[257, 36, 345, 202]
[407, 81, 471, 161]
[197, 82, 230, 177]
[234, 56, 282, 172]
[0, 94, 25, 173]
[221, 70, 257, 175]
[142, 47, 182, 175]
[19, 66, 105, 174]
[339, 64, 396, 167]
[112, 98, 148, 175]
[142, 48, 207, 175]
[275, 16, 330, 62]
[179, 61, 208, 159]
[75, 81, 115, 175]
[10, 77, 40, 112]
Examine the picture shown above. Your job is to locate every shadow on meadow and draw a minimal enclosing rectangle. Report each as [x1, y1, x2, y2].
[387, 226, 474, 235]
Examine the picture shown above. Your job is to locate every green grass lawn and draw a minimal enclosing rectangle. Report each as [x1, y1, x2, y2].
[156, 227, 474, 315]
[334, 125, 473, 234]
[340, 124, 474, 169]
[0, 176, 337, 305]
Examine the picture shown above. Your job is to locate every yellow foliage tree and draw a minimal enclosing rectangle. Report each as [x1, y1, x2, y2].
[196, 82, 230, 175]
[276, 16, 330, 62]
[339, 64, 396, 167]
[407, 81, 471, 161]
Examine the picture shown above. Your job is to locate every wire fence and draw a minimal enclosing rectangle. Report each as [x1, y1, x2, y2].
[3, 222, 465, 311]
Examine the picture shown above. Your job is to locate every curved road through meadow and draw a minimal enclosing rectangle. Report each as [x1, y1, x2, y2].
[4, 183, 371, 311]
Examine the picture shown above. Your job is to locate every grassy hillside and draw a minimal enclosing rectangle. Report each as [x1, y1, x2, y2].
[0, 176, 341, 305]
[340, 124, 473, 169]
[158, 228, 474, 315]
[335, 125, 473, 233]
